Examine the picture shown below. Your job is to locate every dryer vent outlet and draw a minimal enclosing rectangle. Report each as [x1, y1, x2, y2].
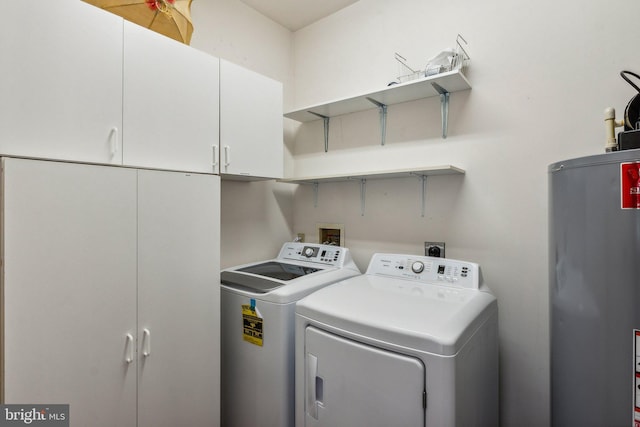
[424, 242, 445, 258]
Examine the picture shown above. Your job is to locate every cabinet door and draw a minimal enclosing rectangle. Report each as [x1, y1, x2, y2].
[123, 22, 220, 174]
[220, 59, 283, 179]
[0, 1, 124, 164]
[137, 170, 220, 427]
[1, 158, 138, 427]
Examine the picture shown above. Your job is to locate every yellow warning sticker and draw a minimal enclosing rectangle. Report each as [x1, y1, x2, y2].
[242, 304, 263, 347]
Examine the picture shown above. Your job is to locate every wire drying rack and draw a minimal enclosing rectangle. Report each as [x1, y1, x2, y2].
[395, 34, 470, 83]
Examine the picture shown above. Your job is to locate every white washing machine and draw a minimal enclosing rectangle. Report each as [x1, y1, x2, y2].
[295, 253, 499, 427]
[220, 242, 361, 427]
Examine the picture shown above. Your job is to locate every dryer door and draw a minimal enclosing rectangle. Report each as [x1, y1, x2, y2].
[304, 326, 425, 427]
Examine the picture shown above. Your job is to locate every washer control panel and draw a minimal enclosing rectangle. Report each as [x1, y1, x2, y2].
[366, 253, 481, 289]
[277, 242, 348, 266]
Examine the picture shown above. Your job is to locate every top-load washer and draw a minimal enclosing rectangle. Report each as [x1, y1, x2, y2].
[295, 253, 498, 427]
[220, 242, 361, 427]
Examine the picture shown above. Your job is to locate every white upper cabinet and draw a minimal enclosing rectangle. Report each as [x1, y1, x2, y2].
[123, 22, 220, 174]
[0, 3, 282, 177]
[0, 0, 124, 164]
[220, 59, 284, 179]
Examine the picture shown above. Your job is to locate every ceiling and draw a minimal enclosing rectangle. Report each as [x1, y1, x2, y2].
[238, 0, 360, 31]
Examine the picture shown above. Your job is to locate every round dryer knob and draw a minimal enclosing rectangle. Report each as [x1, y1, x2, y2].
[304, 247, 315, 257]
[411, 261, 425, 274]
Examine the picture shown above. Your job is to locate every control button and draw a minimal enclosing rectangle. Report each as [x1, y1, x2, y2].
[304, 248, 314, 257]
[411, 261, 425, 274]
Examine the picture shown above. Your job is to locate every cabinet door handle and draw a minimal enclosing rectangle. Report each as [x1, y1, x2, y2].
[224, 145, 231, 168]
[109, 127, 119, 158]
[212, 145, 218, 167]
[142, 328, 151, 357]
[125, 333, 134, 364]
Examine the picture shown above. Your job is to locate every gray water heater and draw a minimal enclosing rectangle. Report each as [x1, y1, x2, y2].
[549, 150, 640, 427]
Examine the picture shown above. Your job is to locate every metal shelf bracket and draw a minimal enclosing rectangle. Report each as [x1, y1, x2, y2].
[420, 175, 428, 217]
[431, 82, 450, 139]
[410, 173, 428, 217]
[309, 112, 330, 152]
[366, 97, 388, 146]
[359, 178, 367, 216]
[312, 182, 319, 208]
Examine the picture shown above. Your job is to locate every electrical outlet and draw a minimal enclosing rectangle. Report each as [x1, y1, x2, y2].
[424, 242, 445, 258]
[296, 233, 305, 243]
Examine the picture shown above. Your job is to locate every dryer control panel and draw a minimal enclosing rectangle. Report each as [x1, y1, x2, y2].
[366, 253, 481, 290]
[277, 242, 352, 267]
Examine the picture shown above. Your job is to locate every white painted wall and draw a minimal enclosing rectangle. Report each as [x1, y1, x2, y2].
[289, 0, 640, 426]
[188, 0, 640, 424]
[189, 0, 296, 268]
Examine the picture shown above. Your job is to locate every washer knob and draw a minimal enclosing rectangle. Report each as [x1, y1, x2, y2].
[304, 247, 315, 257]
[411, 261, 425, 274]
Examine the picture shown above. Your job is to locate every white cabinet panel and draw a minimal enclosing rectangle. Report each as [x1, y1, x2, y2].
[0, 4, 280, 176]
[2, 158, 138, 426]
[0, 1, 123, 164]
[1, 159, 221, 426]
[136, 170, 221, 427]
[124, 22, 220, 174]
[220, 60, 283, 179]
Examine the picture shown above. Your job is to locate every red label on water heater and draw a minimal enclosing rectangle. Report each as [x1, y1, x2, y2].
[621, 162, 640, 209]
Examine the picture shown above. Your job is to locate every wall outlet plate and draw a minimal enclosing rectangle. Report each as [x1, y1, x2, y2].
[424, 242, 445, 258]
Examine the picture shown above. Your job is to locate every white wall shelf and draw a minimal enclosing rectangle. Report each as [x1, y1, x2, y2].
[280, 165, 464, 216]
[284, 69, 471, 151]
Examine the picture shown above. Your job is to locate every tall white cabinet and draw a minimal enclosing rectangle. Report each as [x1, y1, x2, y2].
[136, 169, 220, 427]
[2, 158, 138, 425]
[1, 158, 220, 427]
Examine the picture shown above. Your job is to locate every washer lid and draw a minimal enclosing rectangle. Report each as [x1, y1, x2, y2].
[220, 243, 361, 297]
[221, 261, 320, 293]
[222, 259, 359, 297]
[220, 261, 321, 294]
[237, 261, 320, 281]
[296, 274, 497, 356]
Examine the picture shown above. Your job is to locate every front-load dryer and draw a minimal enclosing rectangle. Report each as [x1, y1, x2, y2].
[295, 253, 498, 427]
[220, 242, 361, 427]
